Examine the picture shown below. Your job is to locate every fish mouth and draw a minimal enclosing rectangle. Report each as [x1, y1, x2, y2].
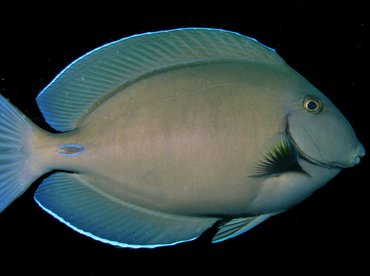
[251, 118, 343, 178]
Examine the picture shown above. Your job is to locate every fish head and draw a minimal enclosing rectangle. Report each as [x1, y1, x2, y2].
[250, 72, 365, 213]
[284, 74, 365, 171]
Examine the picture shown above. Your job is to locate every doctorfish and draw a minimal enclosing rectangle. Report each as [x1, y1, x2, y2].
[0, 28, 365, 248]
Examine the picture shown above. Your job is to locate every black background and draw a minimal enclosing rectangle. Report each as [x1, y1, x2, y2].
[0, 1, 368, 274]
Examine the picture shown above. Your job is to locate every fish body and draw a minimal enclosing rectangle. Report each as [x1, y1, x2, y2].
[0, 28, 365, 248]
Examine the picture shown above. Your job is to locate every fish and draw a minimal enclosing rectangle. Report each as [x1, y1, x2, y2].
[0, 28, 365, 248]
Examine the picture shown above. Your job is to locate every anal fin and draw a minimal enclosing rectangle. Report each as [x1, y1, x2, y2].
[212, 214, 271, 243]
[34, 172, 217, 248]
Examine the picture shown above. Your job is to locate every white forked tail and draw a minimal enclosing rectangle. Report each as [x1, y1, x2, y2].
[0, 95, 39, 212]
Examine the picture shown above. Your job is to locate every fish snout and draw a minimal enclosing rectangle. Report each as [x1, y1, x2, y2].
[325, 143, 366, 169]
[343, 143, 366, 168]
[348, 143, 366, 167]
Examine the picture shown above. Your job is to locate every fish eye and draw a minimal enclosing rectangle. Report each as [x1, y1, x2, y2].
[303, 96, 323, 113]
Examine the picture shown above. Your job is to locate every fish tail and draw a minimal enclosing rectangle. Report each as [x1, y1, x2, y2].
[0, 95, 45, 212]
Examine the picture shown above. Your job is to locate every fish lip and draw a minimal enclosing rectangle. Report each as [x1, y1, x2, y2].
[285, 119, 345, 170]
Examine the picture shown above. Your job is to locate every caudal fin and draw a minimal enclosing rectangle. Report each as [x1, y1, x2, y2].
[0, 95, 39, 212]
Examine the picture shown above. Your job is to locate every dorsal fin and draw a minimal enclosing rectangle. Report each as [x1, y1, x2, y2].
[36, 28, 287, 132]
